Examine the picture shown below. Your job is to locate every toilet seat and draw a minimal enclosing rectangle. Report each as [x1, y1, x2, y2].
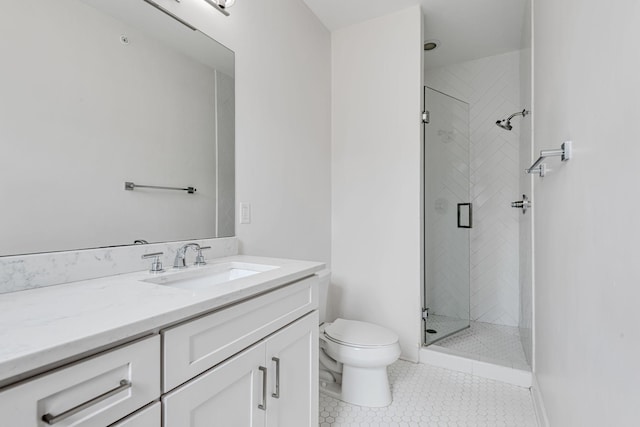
[324, 318, 398, 348]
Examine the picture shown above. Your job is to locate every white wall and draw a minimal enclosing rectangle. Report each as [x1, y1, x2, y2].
[534, 0, 640, 424]
[142, 0, 332, 265]
[425, 51, 522, 327]
[331, 6, 423, 361]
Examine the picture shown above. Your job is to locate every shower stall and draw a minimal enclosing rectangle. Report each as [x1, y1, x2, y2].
[417, 0, 533, 374]
[421, 47, 533, 370]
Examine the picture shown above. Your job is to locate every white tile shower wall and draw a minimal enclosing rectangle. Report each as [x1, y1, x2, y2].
[425, 51, 522, 327]
[0, 237, 237, 294]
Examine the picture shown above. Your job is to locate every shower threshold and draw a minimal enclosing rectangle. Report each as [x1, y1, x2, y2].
[421, 317, 532, 387]
[424, 314, 470, 345]
[424, 316, 530, 371]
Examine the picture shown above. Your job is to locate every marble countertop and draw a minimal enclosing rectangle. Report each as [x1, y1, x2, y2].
[0, 255, 324, 386]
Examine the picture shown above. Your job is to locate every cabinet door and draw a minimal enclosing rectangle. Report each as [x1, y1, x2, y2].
[162, 276, 317, 392]
[265, 312, 319, 427]
[163, 342, 267, 427]
[111, 402, 160, 427]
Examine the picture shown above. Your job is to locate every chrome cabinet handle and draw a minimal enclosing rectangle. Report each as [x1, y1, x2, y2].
[271, 357, 280, 399]
[41, 379, 132, 425]
[258, 366, 267, 411]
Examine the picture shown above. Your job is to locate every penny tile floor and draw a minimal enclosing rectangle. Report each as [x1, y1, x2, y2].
[319, 360, 537, 426]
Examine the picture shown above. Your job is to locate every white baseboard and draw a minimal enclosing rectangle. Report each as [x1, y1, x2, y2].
[531, 374, 550, 427]
[419, 347, 532, 388]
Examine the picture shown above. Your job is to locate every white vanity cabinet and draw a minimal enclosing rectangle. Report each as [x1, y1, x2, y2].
[0, 272, 320, 427]
[163, 312, 318, 427]
[161, 276, 317, 392]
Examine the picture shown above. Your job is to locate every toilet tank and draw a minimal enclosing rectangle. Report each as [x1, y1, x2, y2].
[316, 269, 331, 324]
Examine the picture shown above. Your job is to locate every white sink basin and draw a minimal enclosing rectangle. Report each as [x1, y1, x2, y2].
[143, 262, 279, 293]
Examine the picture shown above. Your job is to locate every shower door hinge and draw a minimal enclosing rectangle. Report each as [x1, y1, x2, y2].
[422, 308, 429, 321]
[422, 111, 430, 124]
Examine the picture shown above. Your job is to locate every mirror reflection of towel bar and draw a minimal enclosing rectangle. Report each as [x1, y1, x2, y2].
[124, 181, 197, 194]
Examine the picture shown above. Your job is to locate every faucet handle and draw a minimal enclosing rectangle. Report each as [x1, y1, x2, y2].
[194, 246, 211, 266]
[142, 252, 164, 273]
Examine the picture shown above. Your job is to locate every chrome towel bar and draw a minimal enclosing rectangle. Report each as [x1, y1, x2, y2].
[125, 181, 196, 194]
[526, 141, 572, 177]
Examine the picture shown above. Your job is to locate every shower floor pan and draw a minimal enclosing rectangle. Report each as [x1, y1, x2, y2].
[425, 315, 530, 371]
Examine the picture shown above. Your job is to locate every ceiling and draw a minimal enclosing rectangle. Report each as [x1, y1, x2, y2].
[302, 0, 528, 69]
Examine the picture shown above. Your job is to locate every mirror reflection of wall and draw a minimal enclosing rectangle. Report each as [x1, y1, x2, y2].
[0, 0, 235, 256]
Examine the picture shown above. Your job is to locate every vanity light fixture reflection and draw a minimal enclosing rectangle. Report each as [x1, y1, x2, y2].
[204, 0, 236, 16]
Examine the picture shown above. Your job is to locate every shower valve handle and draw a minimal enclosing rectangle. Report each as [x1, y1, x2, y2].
[511, 195, 532, 214]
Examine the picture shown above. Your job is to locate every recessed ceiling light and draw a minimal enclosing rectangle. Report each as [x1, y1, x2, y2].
[424, 40, 440, 51]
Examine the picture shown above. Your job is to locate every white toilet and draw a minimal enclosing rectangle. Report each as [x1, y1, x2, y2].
[317, 270, 401, 407]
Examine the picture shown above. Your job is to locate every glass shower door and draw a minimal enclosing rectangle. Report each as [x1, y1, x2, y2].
[423, 86, 471, 345]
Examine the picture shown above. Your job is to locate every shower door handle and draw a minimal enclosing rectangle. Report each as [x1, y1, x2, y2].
[457, 203, 472, 228]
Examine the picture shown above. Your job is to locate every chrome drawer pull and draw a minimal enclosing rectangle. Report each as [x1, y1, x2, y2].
[258, 366, 267, 411]
[41, 379, 132, 425]
[271, 357, 280, 399]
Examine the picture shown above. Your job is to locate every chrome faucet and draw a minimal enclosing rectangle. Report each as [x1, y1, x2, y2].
[173, 243, 201, 269]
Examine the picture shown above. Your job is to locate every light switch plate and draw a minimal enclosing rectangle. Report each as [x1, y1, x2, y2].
[240, 202, 251, 224]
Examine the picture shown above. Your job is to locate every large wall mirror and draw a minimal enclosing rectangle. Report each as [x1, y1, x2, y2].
[0, 0, 235, 256]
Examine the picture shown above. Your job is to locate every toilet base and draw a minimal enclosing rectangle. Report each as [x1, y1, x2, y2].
[319, 380, 341, 400]
[340, 365, 392, 407]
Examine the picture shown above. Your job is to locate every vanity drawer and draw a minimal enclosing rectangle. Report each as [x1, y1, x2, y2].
[0, 336, 160, 427]
[162, 276, 318, 392]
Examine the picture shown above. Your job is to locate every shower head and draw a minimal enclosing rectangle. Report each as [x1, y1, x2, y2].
[496, 109, 529, 131]
[495, 120, 513, 131]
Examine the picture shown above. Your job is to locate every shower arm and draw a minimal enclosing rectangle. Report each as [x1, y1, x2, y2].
[507, 109, 529, 121]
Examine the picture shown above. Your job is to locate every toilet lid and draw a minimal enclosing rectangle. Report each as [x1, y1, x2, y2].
[324, 319, 398, 347]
